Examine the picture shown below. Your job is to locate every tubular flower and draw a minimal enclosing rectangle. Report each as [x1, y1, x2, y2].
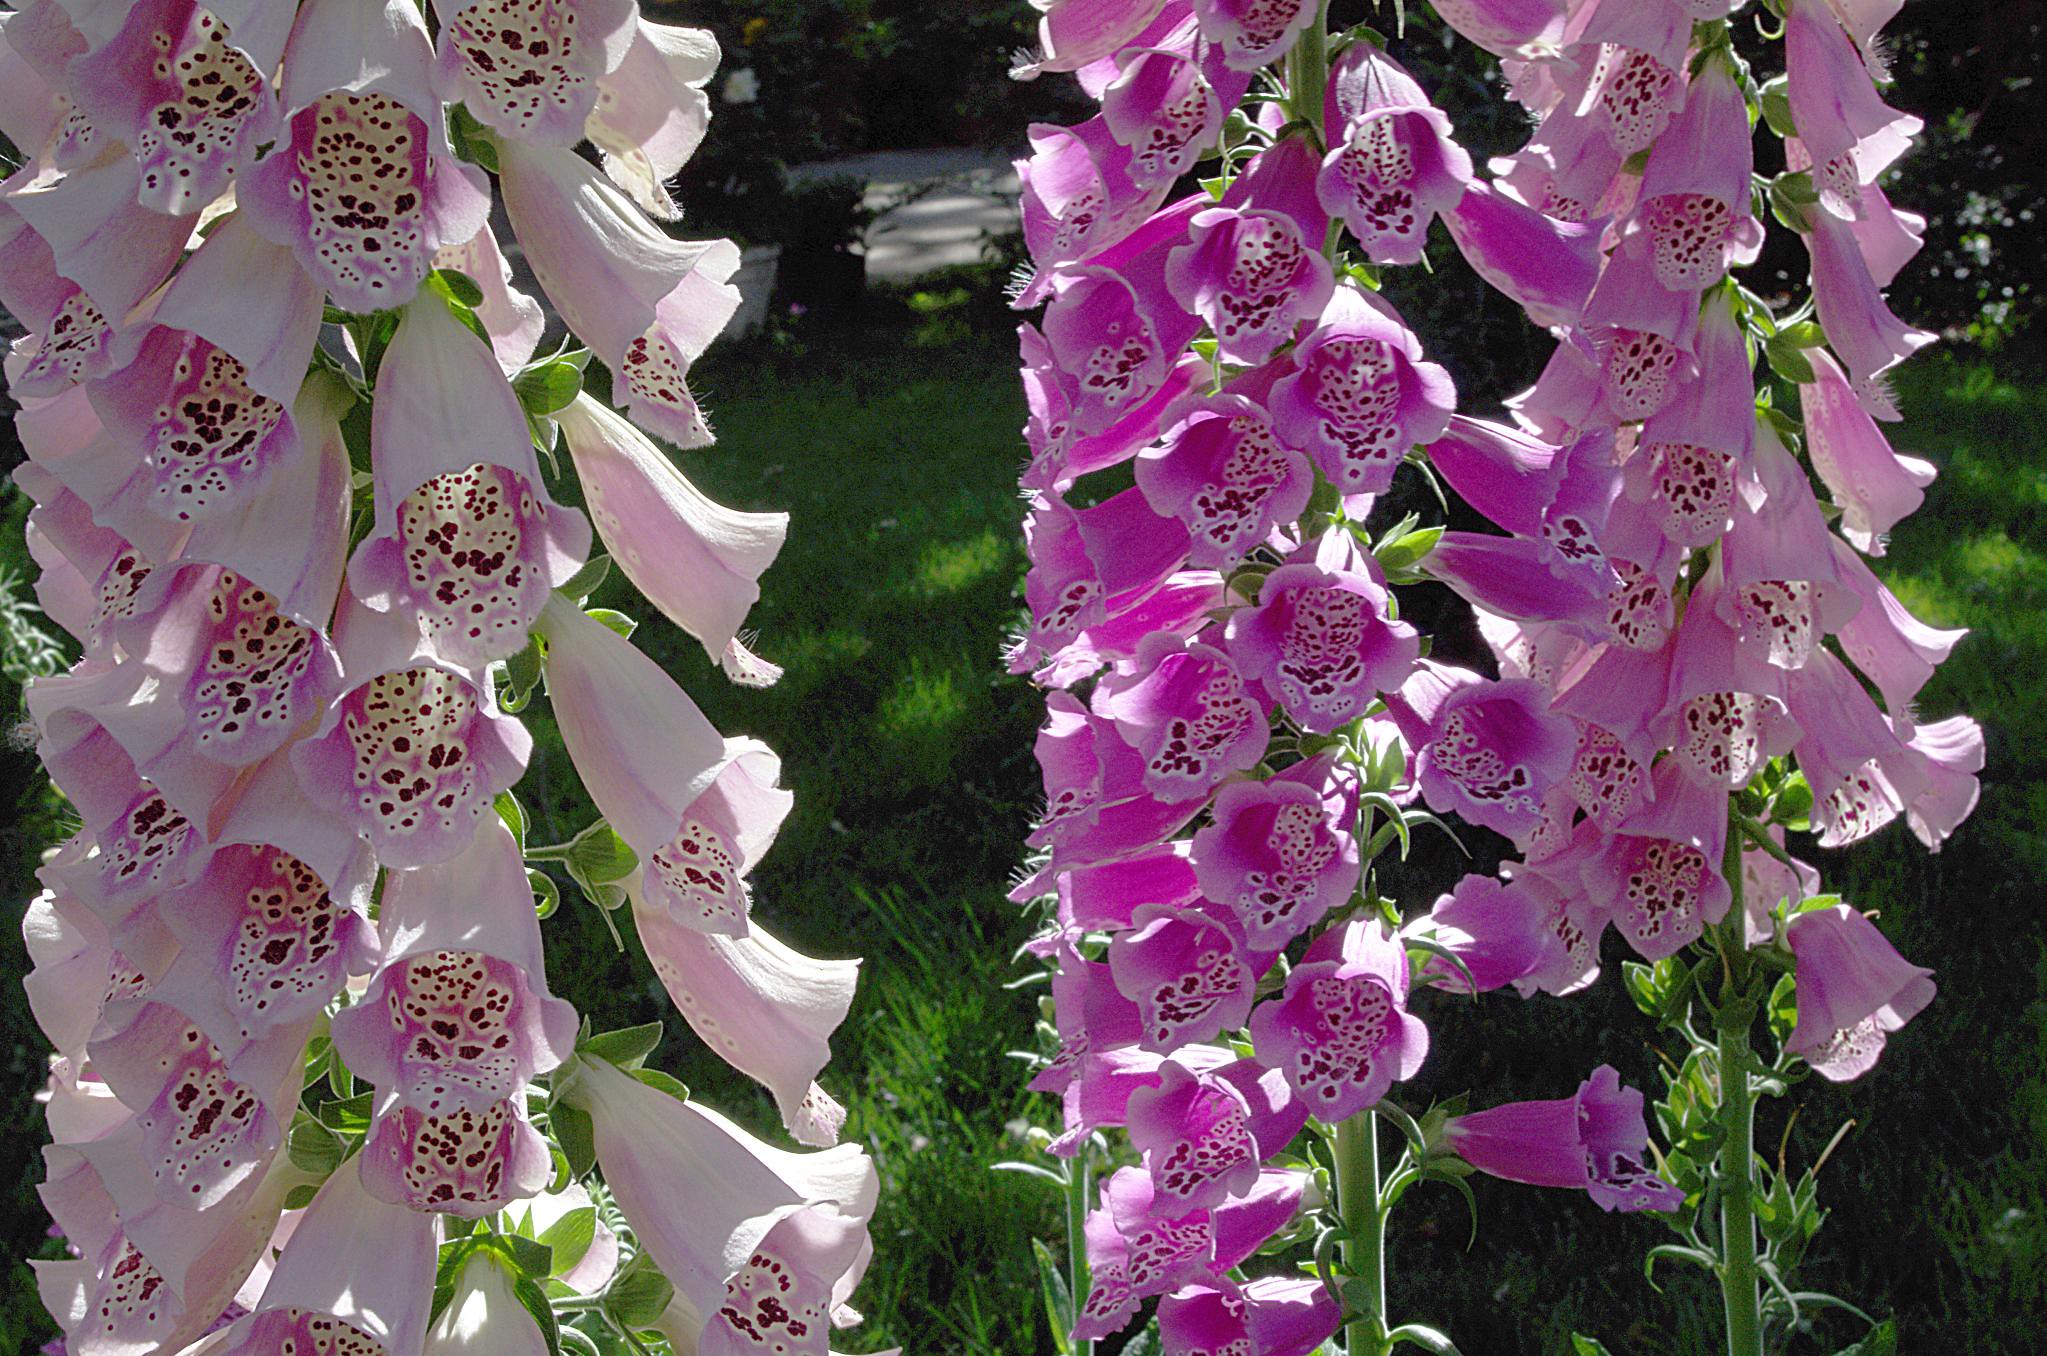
[7, 3, 883, 1348]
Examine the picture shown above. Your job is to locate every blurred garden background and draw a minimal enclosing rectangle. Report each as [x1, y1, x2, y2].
[3, 1, 2046, 1352]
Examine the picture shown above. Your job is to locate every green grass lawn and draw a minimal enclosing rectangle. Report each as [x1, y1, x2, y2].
[0, 293, 2041, 1353]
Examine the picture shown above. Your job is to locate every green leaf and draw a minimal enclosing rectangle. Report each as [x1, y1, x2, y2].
[446, 104, 500, 173]
[529, 868, 561, 920]
[565, 820, 638, 885]
[606, 1252, 676, 1327]
[551, 1100, 596, 1180]
[499, 634, 544, 713]
[536, 1206, 598, 1279]
[632, 1067, 691, 1103]
[282, 1183, 321, 1211]
[1758, 77, 1797, 139]
[585, 606, 637, 639]
[495, 790, 529, 850]
[434, 268, 485, 309]
[501, 1233, 554, 1281]
[1765, 331, 1817, 385]
[1570, 1336, 1615, 1356]
[580, 1021, 663, 1070]
[1388, 1323, 1464, 1355]
[286, 1112, 344, 1175]
[511, 1272, 562, 1356]
[1831, 1317, 1898, 1356]
[557, 554, 611, 603]
[316, 1091, 376, 1136]
[514, 361, 584, 417]
[1029, 1238, 1076, 1356]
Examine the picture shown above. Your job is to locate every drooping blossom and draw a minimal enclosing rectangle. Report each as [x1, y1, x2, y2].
[1785, 904, 1935, 1081]
[1247, 919, 1428, 1121]
[1445, 1065, 1685, 1211]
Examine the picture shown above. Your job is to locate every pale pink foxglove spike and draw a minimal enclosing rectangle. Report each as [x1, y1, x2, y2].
[1805, 203, 1934, 416]
[214, 1160, 438, 1356]
[632, 737, 792, 936]
[1785, 903, 1933, 1080]
[350, 286, 591, 672]
[536, 592, 733, 865]
[11, 461, 132, 649]
[1191, 0, 1316, 71]
[291, 598, 533, 869]
[1015, 117, 1170, 300]
[587, 20, 720, 220]
[568, 1054, 879, 1351]
[430, 0, 637, 147]
[1876, 713, 1982, 852]
[152, 212, 325, 409]
[1799, 348, 1933, 546]
[432, 220, 546, 373]
[329, 818, 578, 1116]
[1270, 284, 1457, 496]
[241, 0, 491, 313]
[630, 894, 858, 1147]
[1632, 57, 1762, 293]
[5, 151, 197, 320]
[557, 391, 787, 662]
[64, 0, 281, 214]
[1247, 917, 1427, 1121]
[1164, 142, 1334, 366]
[1317, 43, 1474, 266]
[422, 1252, 550, 1356]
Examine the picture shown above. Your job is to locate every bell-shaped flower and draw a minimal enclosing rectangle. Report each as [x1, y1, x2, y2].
[355, 1090, 556, 1217]
[213, 1161, 438, 1356]
[537, 592, 738, 887]
[1317, 43, 1473, 265]
[1784, 0, 1907, 170]
[351, 286, 592, 673]
[1126, 1057, 1307, 1213]
[431, 0, 636, 146]
[1493, 92, 1631, 227]
[291, 597, 532, 869]
[1801, 349, 1935, 549]
[1407, 872, 1556, 993]
[1094, 631, 1271, 803]
[1579, 760, 1733, 959]
[6, 151, 197, 325]
[1445, 1064, 1684, 1211]
[1158, 1275, 1342, 1356]
[631, 737, 792, 935]
[1097, 9, 1256, 190]
[1074, 1165, 1308, 1341]
[331, 818, 578, 1118]
[1388, 662, 1577, 843]
[1136, 379, 1313, 571]
[1016, 117, 1170, 295]
[0, 212, 149, 400]
[1782, 644, 1913, 847]
[1829, 537, 1965, 726]
[1193, 0, 1317, 70]
[1165, 136, 1333, 365]
[1270, 285, 1456, 495]
[1579, 42, 1686, 155]
[630, 891, 857, 1147]
[21, 876, 165, 1069]
[39, 767, 215, 939]
[557, 392, 788, 665]
[1248, 918, 1427, 1121]
[1191, 753, 1361, 951]
[1740, 822, 1821, 944]
[1228, 529, 1420, 731]
[241, 0, 490, 312]
[1040, 844, 1201, 947]
[1017, 0, 1182, 77]
[152, 212, 326, 417]
[1110, 902, 1259, 1053]
[423, 1251, 549, 1356]
[65, 0, 283, 214]
[1785, 903, 1934, 1081]
[586, 19, 720, 219]
[497, 137, 743, 447]
[1878, 713, 1983, 852]
[1425, 0, 1569, 55]
[1806, 203, 1935, 411]
[1018, 487, 1193, 674]
[1443, 181, 1602, 328]
[1632, 56, 1760, 291]
[568, 1053, 879, 1353]
[1027, 690, 1208, 871]
[1027, 943, 1150, 1106]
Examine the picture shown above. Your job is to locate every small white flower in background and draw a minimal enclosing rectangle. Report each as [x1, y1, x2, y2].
[722, 68, 760, 104]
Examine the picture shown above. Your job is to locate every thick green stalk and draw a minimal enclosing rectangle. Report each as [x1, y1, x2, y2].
[1715, 802, 1764, 1356]
[1068, 1149, 1094, 1356]
[1335, 1111, 1390, 1356]
[1290, 4, 1331, 135]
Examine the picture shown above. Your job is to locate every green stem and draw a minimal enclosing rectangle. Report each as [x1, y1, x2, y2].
[1289, 3, 1331, 137]
[1068, 1149, 1094, 1356]
[1335, 1111, 1390, 1356]
[1716, 801, 1765, 1356]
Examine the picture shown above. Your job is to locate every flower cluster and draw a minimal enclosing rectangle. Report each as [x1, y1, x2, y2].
[6, 1, 880, 1352]
[1009, 0, 1972, 1348]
